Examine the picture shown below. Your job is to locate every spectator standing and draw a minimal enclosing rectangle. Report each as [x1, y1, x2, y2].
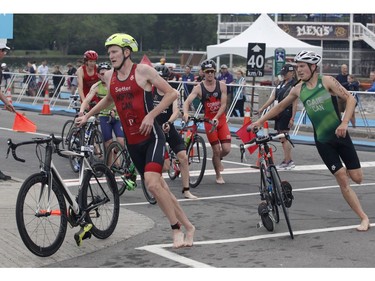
[231, 69, 246, 117]
[21, 61, 37, 97]
[0, 41, 16, 181]
[217, 64, 234, 115]
[347, 74, 360, 128]
[167, 66, 181, 90]
[367, 71, 375, 92]
[66, 62, 78, 95]
[336, 64, 349, 113]
[180, 65, 195, 102]
[195, 68, 205, 82]
[257, 63, 298, 169]
[37, 60, 49, 94]
[183, 59, 231, 185]
[1, 63, 11, 90]
[52, 65, 64, 97]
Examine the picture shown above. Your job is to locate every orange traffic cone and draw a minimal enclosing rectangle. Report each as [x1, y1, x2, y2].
[13, 112, 37, 133]
[263, 120, 269, 136]
[243, 106, 251, 125]
[40, 89, 52, 115]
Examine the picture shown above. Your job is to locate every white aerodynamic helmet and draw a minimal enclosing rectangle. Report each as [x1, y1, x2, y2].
[294, 50, 322, 65]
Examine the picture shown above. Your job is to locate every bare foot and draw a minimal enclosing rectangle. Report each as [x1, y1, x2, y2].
[183, 191, 198, 199]
[356, 219, 371, 232]
[172, 230, 185, 248]
[216, 177, 225, 184]
[184, 225, 195, 247]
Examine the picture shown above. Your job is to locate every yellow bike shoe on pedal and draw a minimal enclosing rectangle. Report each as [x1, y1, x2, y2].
[74, 223, 93, 247]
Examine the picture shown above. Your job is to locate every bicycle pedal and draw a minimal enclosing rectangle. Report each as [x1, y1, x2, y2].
[74, 223, 93, 247]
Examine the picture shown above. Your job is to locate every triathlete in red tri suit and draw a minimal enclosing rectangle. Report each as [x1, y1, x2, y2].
[75, 33, 195, 248]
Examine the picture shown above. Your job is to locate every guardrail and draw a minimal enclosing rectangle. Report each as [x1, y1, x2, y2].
[2, 71, 374, 137]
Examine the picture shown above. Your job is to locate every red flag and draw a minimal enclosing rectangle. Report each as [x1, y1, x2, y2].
[140, 55, 153, 67]
[236, 120, 258, 154]
[13, 112, 37, 133]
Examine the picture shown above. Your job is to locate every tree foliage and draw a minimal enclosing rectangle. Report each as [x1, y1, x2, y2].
[12, 14, 217, 55]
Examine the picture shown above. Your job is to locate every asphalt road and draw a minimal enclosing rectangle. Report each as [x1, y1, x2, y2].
[1, 109, 375, 276]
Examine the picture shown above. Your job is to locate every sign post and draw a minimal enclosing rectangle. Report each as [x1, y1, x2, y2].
[246, 43, 266, 116]
[274, 48, 286, 78]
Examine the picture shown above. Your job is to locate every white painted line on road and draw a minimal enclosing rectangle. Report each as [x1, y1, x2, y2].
[121, 182, 375, 207]
[137, 245, 214, 268]
[137, 222, 375, 268]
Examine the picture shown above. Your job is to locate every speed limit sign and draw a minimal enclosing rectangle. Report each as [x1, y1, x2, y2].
[246, 43, 266, 77]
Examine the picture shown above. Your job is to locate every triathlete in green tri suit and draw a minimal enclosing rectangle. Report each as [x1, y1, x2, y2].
[249, 50, 370, 232]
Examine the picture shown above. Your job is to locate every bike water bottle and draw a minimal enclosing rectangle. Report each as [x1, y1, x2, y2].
[185, 129, 192, 147]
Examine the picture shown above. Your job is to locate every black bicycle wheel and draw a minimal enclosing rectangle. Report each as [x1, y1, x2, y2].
[167, 150, 179, 180]
[89, 128, 105, 165]
[188, 135, 207, 188]
[61, 119, 74, 150]
[105, 141, 127, 196]
[68, 127, 83, 173]
[270, 166, 294, 239]
[15, 173, 68, 257]
[261, 164, 279, 224]
[140, 176, 157, 205]
[80, 163, 120, 239]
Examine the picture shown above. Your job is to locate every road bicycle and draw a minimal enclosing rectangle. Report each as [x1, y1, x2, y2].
[105, 140, 156, 205]
[7, 134, 120, 257]
[66, 114, 105, 173]
[240, 129, 295, 239]
[169, 116, 216, 188]
[61, 94, 81, 150]
[61, 98, 105, 173]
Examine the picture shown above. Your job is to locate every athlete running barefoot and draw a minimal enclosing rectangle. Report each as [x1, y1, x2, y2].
[249, 50, 370, 232]
[75, 33, 195, 247]
[183, 60, 231, 184]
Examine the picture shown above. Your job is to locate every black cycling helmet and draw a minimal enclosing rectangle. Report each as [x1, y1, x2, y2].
[155, 65, 170, 78]
[97, 62, 112, 73]
[201, 59, 216, 71]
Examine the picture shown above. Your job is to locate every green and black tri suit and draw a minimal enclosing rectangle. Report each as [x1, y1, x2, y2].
[299, 75, 360, 174]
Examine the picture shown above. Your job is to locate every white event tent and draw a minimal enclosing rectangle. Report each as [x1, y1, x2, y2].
[207, 13, 323, 60]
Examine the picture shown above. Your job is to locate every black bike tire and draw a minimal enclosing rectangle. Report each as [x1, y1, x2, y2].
[140, 176, 157, 205]
[89, 128, 106, 165]
[262, 164, 280, 224]
[81, 163, 120, 239]
[61, 119, 74, 151]
[15, 173, 68, 257]
[105, 141, 127, 196]
[188, 135, 207, 188]
[270, 166, 294, 239]
[68, 127, 83, 173]
[260, 163, 279, 224]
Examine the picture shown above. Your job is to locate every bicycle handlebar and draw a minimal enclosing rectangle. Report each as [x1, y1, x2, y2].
[7, 134, 64, 163]
[243, 132, 294, 148]
[181, 116, 217, 132]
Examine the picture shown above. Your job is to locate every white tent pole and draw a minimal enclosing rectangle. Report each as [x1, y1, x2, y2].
[349, 14, 353, 74]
